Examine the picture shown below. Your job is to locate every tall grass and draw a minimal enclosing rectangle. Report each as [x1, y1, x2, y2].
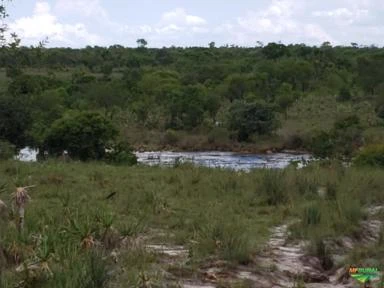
[0, 160, 383, 286]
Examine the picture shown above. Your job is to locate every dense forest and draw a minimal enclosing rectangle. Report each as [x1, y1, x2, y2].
[1, 34, 384, 160]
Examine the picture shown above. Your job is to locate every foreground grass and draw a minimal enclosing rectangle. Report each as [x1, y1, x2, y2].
[0, 160, 383, 287]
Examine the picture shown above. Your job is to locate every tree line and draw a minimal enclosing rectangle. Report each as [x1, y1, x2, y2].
[0, 39, 383, 160]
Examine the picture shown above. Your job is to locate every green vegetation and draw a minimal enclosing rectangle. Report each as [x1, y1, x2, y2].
[0, 161, 383, 286]
[0, 2, 384, 286]
[44, 112, 117, 160]
[0, 40, 384, 155]
[354, 144, 384, 167]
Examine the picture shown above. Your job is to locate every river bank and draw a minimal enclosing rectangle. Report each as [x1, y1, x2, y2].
[125, 128, 307, 155]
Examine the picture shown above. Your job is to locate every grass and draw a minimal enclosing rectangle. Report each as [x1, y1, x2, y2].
[0, 160, 383, 286]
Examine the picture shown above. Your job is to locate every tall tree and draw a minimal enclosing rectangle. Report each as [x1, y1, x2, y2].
[229, 101, 279, 141]
[136, 38, 148, 48]
[0, 0, 8, 47]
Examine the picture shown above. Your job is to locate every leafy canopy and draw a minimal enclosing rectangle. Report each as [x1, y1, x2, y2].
[44, 112, 117, 161]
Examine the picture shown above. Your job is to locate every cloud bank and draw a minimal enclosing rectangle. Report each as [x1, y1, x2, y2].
[7, 0, 384, 47]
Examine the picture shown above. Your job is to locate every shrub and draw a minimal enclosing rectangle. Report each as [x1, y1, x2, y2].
[192, 218, 252, 264]
[337, 87, 352, 102]
[106, 141, 137, 166]
[303, 203, 321, 226]
[0, 141, 15, 160]
[376, 104, 384, 119]
[229, 100, 280, 141]
[332, 115, 363, 158]
[354, 145, 384, 167]
[309, 131, 334, 159]
[309, 237, 333, 270]
[44, 112, 117, 161]
[260, 170, 287, 206]
[284, 134, 304, 150]
[207, 127, 229, 144]
[163, 129, 180, 146]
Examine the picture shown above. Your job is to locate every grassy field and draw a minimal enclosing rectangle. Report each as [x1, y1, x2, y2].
[0, 160, 383, 287]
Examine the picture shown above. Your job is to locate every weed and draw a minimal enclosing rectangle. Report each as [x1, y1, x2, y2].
[259, 170, 287, 206]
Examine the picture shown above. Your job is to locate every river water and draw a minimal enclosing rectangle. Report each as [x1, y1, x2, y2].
[135, 151, 312, 170]
[17, 148, 312, 171]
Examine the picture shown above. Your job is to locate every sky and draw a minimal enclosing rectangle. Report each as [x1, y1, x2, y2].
[4, 0, 384, 48]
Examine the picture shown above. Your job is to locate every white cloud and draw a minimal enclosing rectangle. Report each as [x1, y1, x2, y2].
[191, 26, 209, 33]
[8, 0, 384, 47]
[55, 0, 108, 19]
[161, 8, 207, 26]
[123, 7, 208, 39]
[304, 24, 334, 43]
[313, 7, 369, 25]
[155, 24, 184, 34]
[237, 0, 299, 35]
[262, 0, 296, 18]
[237, 10, 297, 34]
[10, 1, 101, 46]
[231, 0, 333, 45]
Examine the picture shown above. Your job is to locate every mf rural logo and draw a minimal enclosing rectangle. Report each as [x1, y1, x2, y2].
[349, 267, 382, 287]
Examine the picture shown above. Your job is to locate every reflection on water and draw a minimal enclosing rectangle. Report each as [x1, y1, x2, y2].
[135, 151, 312, 171]
[16, 147, 39, 162]
[17, 148, 312, 171]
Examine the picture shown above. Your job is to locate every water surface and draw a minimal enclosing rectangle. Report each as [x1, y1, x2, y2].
[135, 151, 312, 171]
[17, 148, 312, 171]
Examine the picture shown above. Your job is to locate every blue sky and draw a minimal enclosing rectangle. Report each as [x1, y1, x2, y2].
[5, 0, 384, 48]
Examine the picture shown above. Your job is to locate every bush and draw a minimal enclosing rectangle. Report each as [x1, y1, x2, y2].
[309, 237, 333, 270]
[44, 112, 117, 161]
[192, 217, 252, 264]
[303, 203, 321, 226]
[354, 145, 384, 167]
[106, 141, 137, 166]
[207, 127, 229, 144]
[309, 131, 334, 159]
[337, 87, 352, 102]
[229, 100, 279, 141]
[260, 170, 287, 206]
[332, 115, 363, 157]
[163, 129, 180, 146]
[284, 134, 304, 150]
[0, 141, 15, 160]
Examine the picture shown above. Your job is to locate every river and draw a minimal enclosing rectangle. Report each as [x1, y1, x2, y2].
[17, 148, 312, 171]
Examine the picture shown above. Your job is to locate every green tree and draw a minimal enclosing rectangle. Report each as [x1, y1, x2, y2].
[44, 112, 117, 160]
[0, 140, 15, 160]
[225, 74, 249, 102]
[167, 85, 207, 129]
[310, 131, 334, 159]
[105, 141, 137, 166]
[332, 115, 363, 157]
[275, 83, 296, 117]
[136, 38, 147, 48]
[262, 43, 289, 60]
[337, 87, 352, 102]
[229, 101, 279, 141]
[0, 0, 9, 46]
[0, 95, 31, 148]
[28, 88, 67, 147]
[354, 145, 384, 167]
[357, 54, 384, 95]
